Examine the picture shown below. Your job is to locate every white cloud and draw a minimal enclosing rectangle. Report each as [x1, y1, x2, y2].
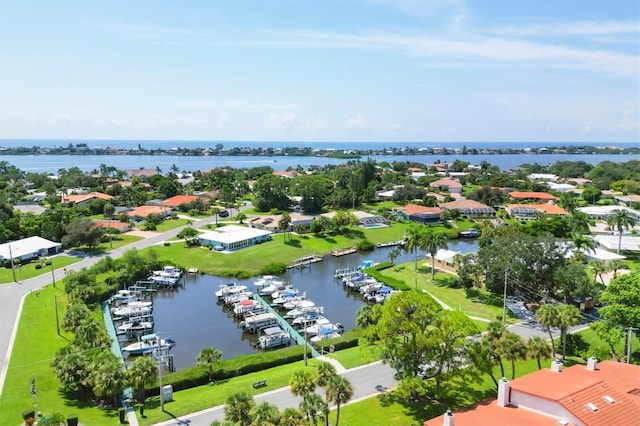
[489, 20, 640, 37]
[267, 113, 301, 132]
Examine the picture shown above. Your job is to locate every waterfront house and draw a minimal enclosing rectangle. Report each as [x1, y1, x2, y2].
[577, 205, 640, 221]
[424, 359, 640, 426]
[61, 191, 113, 206]
[398, 204, 442, 224]
[506, 203, 569, 219]
[198, 225, 272, 251]
[429, 177, 463, 194]
[440, 199, 496, 218]
[425, 249, 462, 274]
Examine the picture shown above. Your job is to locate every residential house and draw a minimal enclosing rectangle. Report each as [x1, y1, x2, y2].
[425, 249, 462, 274]
[507, 203, 569, 219]
[398, 204, 442, 224]
[578, 205, 640, 221]
[198, 225, 272, 251]
[440, 199, 496, 218]
[92, 220, 131, 233]
[429, 177, 463, 194]
[0, 236, 62, 264]
[509, 191, 558, 202]
[424, 359, 640, 426]
[61, 191, 113, 206]
[161, 195, 207, 208]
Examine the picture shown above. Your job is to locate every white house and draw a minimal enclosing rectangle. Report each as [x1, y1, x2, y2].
[198, 225, 272, 251]
[578, 205, 640, 221]
[0, 236, 62, 263]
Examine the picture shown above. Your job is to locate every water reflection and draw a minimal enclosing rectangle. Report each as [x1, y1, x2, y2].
[150, 240, 478, 370]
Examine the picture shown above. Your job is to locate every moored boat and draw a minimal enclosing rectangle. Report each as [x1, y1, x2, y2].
[122, 334, 175, 355]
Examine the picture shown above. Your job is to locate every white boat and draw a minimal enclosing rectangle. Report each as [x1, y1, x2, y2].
[224, 291, 253, 306]
[300, 319, 334, 336]
[187, 267, 199, 274]
[293, 313, 328, 326]
[284, 304, 322, 320]
[113, 289, 142, 301]
[271, 290, 303, 306]
[241, 313, 279, 333]
[283, 298, 315, 311]
[359, 280, 383, 294]
[255, 326, 291, 349]
[374, 286, 394, 304]
[112, 304, 153, 318]
[118, 319, 154, 333]
[215, 283, 247, 299]
[153, 265, 182, 279]
[253, 275, 284, 289]
[271, 286, 299, 300]
[148, 274, 178, 287]
[259, 281, 288, 296]
[460, 228, 481, 238]
[122, 334, 175, 355]
[310, 324, 344, 342]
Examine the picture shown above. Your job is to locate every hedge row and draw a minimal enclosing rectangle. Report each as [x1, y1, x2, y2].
[144, 345, 306, 395]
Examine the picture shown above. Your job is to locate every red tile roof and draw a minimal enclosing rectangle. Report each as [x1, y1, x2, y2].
[429, 177, 463, 189]
[61, 192, 113, 204]
[509, 191, 558, 200]
[127, 206, 166, 218]
[402, 204, 442, 216]
[161, 195, 202, 207]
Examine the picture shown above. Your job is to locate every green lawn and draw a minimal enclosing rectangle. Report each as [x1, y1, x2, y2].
[0, 256, 81, 285]
[152, 218, 191, 232]
[0, 286, 118, 425]
[379, 263, 507, 322]
[325, 345, 383, 369]
[337, 358, 544, 426]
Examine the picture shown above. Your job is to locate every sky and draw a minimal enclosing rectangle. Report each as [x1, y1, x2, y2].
[0, 0, 638, 143]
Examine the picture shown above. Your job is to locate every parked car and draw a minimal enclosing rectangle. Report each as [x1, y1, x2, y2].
[219, 210, 229, 217]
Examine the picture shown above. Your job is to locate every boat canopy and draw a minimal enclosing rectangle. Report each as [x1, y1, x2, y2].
[141, 333, 158, 341]
[263, 326, 283, 336]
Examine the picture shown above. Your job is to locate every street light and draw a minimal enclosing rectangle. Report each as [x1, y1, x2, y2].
[8, 245, 17, 282]
[50, 258, 56, 288]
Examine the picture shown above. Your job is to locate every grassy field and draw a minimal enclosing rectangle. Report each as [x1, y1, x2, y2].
[152, 218, 191, 232]
[325, 345, 383, 370]
[0, 256, 80, 285]
[0, 286, 117, 425]
[337, 358, 545, 426]
[378, 263, 507, 322]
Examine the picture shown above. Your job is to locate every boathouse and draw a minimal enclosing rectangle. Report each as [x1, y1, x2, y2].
[198, 225, 272, 251]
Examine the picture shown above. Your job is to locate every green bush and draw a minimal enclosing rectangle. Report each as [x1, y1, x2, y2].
[164, 242, 170, 246]
[364, 265, 410, 290]
[357, 239, 375, 251]
[259, 262, 287, 275]
[35, 264, 43, 270]
[314, 329, 361, 352]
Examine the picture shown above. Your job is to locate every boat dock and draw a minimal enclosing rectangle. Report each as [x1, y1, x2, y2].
[375, 240, 405, 248]
[254, 293, 320, 358]
[334, 266, 360, 279]
[331, 247, 357, 257]
[287, 254, 323, 270]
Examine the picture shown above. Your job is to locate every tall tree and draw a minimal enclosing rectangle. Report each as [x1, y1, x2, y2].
[90, 353, 127, 407]
[289, 369, 317, 402]
[315, 361, 337, 402]
[599, 272, 640, 329]
[326, 375, 353, 426]
[250, 401, 280, 426]
[103, 202, 115, 248]
[497, 332, 527, 379]
[557, 304, 583, 360]
[300, 393, 327, 426]
[536, 304, 559, 358]
[607, 209, 637, 253]
[196, 347, 222, 382]
[278, 212, 292, 241]
[421, 231, 449, 281]
[526, 336, 552, 370]
[485, 321, 507, 378]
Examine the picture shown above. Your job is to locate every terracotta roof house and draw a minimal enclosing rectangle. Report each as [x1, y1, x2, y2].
[126, 169, 158, 179]
[161, 195, 207, 208]
[425, 359, 640, 426]
[509, 191, 558, 202]
[61, 192, 113, 206]
[398, 204, 442, 224]
[440, 199, 495, 217]
[507, 203, 569, 219]
[110, 180, 152, 189]
[273, 170, 298, 178]
[126, 205, 171, 219]
[429, 177, 463, 193]
[92, 220, 131, 233]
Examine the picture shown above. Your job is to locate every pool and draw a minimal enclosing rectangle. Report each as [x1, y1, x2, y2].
[361, 223, 389, 229]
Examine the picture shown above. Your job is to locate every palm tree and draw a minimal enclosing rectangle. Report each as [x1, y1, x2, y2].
[61, 302, 91, 333]
[557, 304, 582, 360]
[104, 202, 115, 248]
[300, 393, 328, 426]
[326, 375, 353, 426]
[90, 354, 127, 407]
[421, 231, 449, 281]
[589, 260, 607, 285]
[75, 317, 107, 348]
[236, 212, 248, 224]
[486, 321, 507, 377]
[127, 355, 157, 403]
[404, 225, 424, 272]
[467, 339, 499, 390]
[568, 210, 590, 233]
[196, 347, 222, 383]
[607, 209, 637, 253]
[211, 207, 221, 225]
[387, 247, 400, 270]
[315, 361, 337, 402]
[279, 212, 292, 241]
[280, 407, 306, 425]
[497, 332, 527, 379]
[526, 336, 552, 370]
[536, 304, 559, 358]
[355, 304, 382, 329]
[224, 391, 255, 426]
[571, 233, 596, 256]
[609, 259, 627, 279]
[289, 369, 317, 401]
[250, 401, 280, 426]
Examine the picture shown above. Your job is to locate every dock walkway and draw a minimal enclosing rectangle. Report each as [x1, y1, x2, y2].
[254, 293, 320, 358]
[286, 254, 323, 270]
[330, 247, 357, 257]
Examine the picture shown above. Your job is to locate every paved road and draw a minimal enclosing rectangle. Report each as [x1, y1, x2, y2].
[153, 361, 398, 426]
[0, 215, 220, 397]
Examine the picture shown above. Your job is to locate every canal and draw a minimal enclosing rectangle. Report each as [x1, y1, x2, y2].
[148, 239, 479, 370]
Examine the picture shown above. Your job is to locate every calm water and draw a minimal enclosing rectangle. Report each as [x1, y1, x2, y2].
[1, 153, 638, 175]
[148, 239, 478, 370]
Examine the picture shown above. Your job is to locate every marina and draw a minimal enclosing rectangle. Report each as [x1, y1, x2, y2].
[142, 240, 478, 370]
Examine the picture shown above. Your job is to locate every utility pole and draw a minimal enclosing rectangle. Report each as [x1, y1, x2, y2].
[157, 333, 164, 412]
[502, 269, 508, 323]
[625, 327, 638, 364]
[50, 258, 56, 288]
[303, 320, 308, 366]
[9, 245, 17, 282]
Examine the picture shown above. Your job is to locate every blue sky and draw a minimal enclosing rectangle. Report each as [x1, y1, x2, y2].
[0, 0, 638, 142]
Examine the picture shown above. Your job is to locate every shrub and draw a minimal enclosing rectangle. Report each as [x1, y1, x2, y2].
[259, 263, 287, 275]
[35, 264, 43, 270]
[164, 242, 170, 247]
[356, 239, 375, 251]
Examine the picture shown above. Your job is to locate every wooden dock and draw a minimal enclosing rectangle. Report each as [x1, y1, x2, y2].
[375, 240, 405, 248]
[287, 254, 323, 269]
[331, 247, 357, 257]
